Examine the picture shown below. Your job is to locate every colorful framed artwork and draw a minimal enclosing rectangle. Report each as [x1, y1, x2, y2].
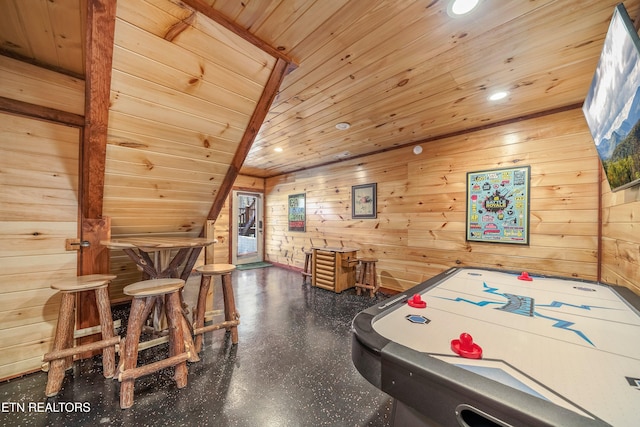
[288, 193, 306, 232]
[352, 183, 377, 219]
[466, 166, 530, 245]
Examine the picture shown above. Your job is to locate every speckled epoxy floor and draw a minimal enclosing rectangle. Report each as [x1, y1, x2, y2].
[0, 267, 393, 427]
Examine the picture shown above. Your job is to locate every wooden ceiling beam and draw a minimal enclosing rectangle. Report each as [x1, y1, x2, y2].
[205, 57, 290, 223]
[0, 96, 84, 127]
[181, 0, 297, 69]
[180, 1, 297, 225]
[82, 0, 117, 221]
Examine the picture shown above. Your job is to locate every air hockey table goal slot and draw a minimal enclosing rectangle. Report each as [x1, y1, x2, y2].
[456, 404, 511, 427]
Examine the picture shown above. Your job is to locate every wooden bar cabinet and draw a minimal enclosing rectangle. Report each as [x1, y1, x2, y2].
[311, 246, 359, 293]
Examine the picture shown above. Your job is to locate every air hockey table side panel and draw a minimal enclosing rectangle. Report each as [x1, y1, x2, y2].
[352, 267, 640, 427]
[380, 341, 605, 427]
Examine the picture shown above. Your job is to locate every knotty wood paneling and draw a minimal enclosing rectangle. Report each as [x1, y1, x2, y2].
[0, 56, 84, 115]
[103, 0, 276, 239]
[0, 112, 80, 380]
[0, 0, 85, 76]
[2, 0, 638, 383]
[600, 178, 640, 294]
[102, 0, 279, 299]
[239, 0, 640, 177]
[265, 109, 602, 292]
[106, 174, 264, 302]
[5, 0, 640, 182]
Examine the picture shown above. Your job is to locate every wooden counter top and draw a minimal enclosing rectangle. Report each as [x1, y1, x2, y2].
[101, 237, 217, 252]
[311, 246, 359, 253]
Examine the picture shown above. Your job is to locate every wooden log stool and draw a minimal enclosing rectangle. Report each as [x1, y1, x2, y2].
[43, 274, 119, 397]
[355, 257, 379, 297]
[302, 251, 312, 284]
[193, 264, 240, 353]
[118, 278, 191, 409]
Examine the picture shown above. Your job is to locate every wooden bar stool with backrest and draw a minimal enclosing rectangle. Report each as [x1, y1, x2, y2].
[43, 274, 119, 397]
[118, 278, 191, 409]
[355, 257, 379, 297]
[193, 264, 240, 353]
[302, 251, 312, 284]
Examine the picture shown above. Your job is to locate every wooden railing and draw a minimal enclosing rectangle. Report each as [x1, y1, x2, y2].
[239, 199, 256, 236]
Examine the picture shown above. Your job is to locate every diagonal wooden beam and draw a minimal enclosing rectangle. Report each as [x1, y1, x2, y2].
[205, 57, 290, 224]
[181, 0, 297, 68]
[173, 1, 296, 229]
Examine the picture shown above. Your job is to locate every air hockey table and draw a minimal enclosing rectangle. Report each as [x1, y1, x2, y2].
[351, 267, 640, 427]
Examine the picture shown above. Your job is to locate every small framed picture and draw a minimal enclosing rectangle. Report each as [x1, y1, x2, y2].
[288, 193, 306, 231]
[352, 183, 377, 219]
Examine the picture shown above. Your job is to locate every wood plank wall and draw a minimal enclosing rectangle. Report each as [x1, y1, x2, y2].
[0, 57, 84, 379]
[103, 0, 274, 238]
[103, 0, 276, 301]
[107, 174, 264, 302]
[601, 177, 640, 294]
[265, 108, 613, 292]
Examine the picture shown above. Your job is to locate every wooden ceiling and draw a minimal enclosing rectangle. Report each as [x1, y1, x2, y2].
[231, 0, 640, 177]
[2, 0, 640, 181]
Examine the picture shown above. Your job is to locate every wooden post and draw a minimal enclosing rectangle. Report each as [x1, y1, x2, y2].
[77, 217, 111, 355]
[82, 0, 116, 222]
[77, 0, 117, 351]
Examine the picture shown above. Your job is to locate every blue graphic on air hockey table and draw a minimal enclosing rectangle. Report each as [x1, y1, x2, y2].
[435, 279, 612, 346]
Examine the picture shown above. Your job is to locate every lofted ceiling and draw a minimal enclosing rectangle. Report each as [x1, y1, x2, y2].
[2, 0, 640, 181]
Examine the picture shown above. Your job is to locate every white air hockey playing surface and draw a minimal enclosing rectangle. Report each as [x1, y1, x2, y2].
[372, 268, 640, 427]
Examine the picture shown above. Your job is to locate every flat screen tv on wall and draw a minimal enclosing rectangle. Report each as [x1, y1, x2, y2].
[582, 3, 640, 192]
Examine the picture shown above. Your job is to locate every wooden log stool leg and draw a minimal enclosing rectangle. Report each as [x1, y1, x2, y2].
[355, 258, 379, 298]
[43, 274, 119, 397]
[193, 273, 212, 354]
[302, 251, 312, 284]
[119, 279, 190, 409]
[221, 270, 239, 343]
[355, 259, 363, 296]
[193, 264, 240, 354]
[368, 260, 378, 297]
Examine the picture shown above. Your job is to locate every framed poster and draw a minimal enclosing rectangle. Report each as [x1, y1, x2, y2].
[466, 166, 530, 245]
[288, 193, 306, 232]
[352, 183, 377, 219]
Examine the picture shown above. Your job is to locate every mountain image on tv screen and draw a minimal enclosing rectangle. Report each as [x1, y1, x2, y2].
[582, 4, 640, 191]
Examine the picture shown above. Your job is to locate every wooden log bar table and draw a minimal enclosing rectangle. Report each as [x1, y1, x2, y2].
[101, 236, 217, 346]
[311, 246, 359, 293]
[100, 236, 217, 282]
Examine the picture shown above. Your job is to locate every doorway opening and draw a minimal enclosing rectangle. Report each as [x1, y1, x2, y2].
[232, 190, 264, 265]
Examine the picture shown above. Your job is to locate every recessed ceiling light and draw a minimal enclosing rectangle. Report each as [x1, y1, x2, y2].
[274, 147, 283, 152]
[488, 91, 508, 101]
[448, 0, 480, 16]
[335, 122, 351, 130]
